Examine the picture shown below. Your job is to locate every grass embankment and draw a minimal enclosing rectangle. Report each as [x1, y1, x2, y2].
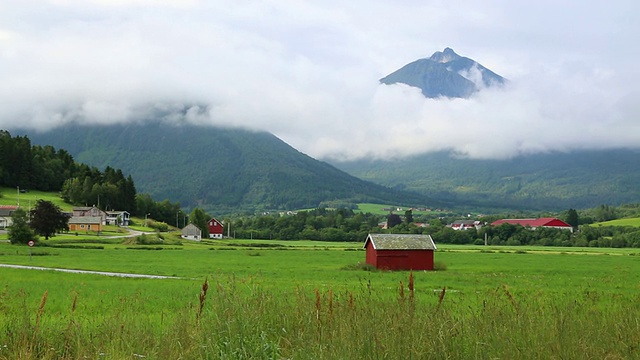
[1, 240, 639, 359]
[0, 187, 71, 211]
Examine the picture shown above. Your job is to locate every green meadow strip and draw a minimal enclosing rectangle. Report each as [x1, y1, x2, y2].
[0, 274, 639, 359]
[1, 241, 640, 358]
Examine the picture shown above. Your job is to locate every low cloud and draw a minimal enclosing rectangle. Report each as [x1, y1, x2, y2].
[0, 1, 638, 160]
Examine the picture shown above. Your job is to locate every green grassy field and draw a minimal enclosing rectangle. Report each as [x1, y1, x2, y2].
[355, 203, 445, 216]
[594, 216, 640, 227]
[1, 239, 639, 359]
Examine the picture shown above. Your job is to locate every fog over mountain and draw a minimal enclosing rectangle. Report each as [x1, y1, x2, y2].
[1, 1, 639, 161]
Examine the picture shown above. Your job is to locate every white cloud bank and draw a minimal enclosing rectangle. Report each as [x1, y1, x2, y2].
[0, 0, 638, 160]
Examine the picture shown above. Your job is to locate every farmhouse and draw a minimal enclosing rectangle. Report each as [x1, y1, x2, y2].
[363, 233, 437, 271]
[68, 216, 103, 232]
[491, 218, 573, 232]
[0, 205, 18, 229]
[207, 217, 224, 239]
[72, 206, 107, 225]
[181, 223, 202, 241]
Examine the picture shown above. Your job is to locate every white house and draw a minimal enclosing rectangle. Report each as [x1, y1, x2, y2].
[105, 211, 131, 226]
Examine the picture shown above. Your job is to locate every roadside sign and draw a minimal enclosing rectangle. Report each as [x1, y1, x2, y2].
[27, 240, 35, 260]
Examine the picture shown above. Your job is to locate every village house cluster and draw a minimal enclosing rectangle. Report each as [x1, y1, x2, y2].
[1, 201, 573, 271]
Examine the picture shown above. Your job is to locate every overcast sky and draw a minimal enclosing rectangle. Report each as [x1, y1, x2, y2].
[1, 0, 638, 160]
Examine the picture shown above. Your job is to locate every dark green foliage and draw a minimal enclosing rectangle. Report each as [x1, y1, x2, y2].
[0, 130, 32, 188]
[565, 208, 579, 228]
[60, 165, 136, 212]
[232, 208, 383, 242]
[0, 130, 81, 191]
[136, 194, 182, 225]
[404, 209, 413, 224]
[387, 213, 402, 228]
[189, 207, 210, 238]
[7, 208, 37, 244]
[29, 199, 70, 240]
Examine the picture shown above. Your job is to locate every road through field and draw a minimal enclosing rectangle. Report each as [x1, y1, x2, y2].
[0, 263, 182, 279]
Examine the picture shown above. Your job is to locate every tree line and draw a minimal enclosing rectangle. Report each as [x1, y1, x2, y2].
[226, 206, 640, 248]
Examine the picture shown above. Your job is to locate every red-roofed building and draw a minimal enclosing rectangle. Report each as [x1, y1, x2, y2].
[490, 218, 573, 232]
[207, 217, 224, 239]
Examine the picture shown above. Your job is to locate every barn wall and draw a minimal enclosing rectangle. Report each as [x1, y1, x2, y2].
[374, 249, 434, 270]
[365, 242, 377, 267]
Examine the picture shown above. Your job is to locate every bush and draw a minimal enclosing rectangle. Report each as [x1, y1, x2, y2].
[148, 221, 169, 232]
[342, 262, 377, 272]
[433, 261, 447, 271]
[125, 234, 164, 245]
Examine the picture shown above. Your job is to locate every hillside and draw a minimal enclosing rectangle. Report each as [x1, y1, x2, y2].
[23, 123, 435, 213]
[331, 150, 640, 211]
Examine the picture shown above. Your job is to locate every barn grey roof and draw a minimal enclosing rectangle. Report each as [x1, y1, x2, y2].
[364, 234, 437, 250]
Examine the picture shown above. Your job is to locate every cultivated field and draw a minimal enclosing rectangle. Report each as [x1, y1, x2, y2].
[1, 239, 639, 359]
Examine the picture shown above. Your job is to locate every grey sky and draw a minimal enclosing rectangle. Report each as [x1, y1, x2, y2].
[1, 0, 638, 160]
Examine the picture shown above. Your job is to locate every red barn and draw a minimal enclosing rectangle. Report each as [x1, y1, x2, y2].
[207, 217, 224, 239]
[491, 218, 573, 232]
[363, 234, 437, 271]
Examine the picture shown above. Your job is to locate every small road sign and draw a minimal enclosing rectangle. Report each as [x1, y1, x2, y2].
[27, 240, 35, 247]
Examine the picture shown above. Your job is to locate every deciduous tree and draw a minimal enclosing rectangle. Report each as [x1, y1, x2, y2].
[29, 200, 70, 240]
[387, 213, 402, 228]
[189, 207, 210, 239]
[8, 208, 37, 244]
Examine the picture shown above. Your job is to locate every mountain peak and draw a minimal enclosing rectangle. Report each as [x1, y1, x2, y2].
[379, 47, 506, 99]
[429, 47, 460, 63]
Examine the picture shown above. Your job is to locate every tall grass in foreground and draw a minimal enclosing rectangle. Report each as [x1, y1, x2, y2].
[0, 276, 638, 359]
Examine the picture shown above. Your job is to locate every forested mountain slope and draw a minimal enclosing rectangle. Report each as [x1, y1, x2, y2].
[332, 150, 640, 210]
[24, 123, 434, 213]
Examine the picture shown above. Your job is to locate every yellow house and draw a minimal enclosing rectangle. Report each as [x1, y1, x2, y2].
[68, 216, 103, 232]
